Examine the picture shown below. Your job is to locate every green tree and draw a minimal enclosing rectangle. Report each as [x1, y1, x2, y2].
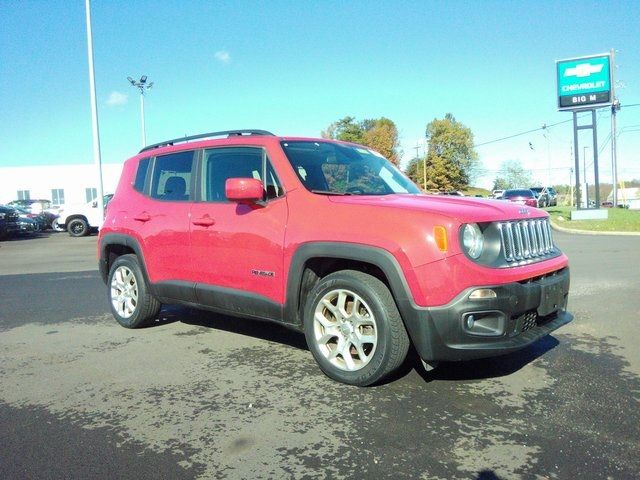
[423, 113, 479, 190]
[321, 116, 402, 165]
[493, 159, 533, 189]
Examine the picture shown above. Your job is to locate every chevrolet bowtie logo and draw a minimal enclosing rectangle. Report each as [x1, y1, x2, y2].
[564, 63, 604, 78]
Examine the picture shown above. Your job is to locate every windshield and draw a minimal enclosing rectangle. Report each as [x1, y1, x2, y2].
[280, 141, 420, 195]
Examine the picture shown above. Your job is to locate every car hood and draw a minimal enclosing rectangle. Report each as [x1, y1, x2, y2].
[327, 194, 547, 223]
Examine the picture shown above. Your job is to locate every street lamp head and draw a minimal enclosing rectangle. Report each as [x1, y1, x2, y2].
[127, 76, 135, 84]
[140, 75, 147, 84]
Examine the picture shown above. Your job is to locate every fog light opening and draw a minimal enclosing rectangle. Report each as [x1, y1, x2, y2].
[462, 311, 506, 337]
[469, 288, 497, 300]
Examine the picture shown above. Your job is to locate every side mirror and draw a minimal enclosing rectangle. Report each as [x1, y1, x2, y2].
[225, 178, 264, 204]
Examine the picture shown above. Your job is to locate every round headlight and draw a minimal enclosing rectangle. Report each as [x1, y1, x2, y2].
[462, 223, 484, 259]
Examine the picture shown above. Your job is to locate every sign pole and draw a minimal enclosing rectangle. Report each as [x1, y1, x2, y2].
[610, 48, 618, 207]
[572, 112, 581, 209]
[591, 109, 600, 208]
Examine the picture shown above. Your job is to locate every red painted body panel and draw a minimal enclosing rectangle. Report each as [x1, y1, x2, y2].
[100, 136, 567, 310]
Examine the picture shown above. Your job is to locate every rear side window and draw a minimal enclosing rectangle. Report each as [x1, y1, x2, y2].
[203, 147, 283, 202]
[134, 158, 150, 192]
[150, 151, 194, 201]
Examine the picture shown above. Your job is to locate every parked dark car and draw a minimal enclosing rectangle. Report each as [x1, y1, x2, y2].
[547, 187, 558, 206]
[0, 205, 20, 239]
[13, 206, 48, 231]
[502, 189, 538, 208]
[529, 187, 550, 208]
[7, 199, 59, 229]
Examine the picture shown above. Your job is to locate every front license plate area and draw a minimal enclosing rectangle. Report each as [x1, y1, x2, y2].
[538, 276, 566, 316]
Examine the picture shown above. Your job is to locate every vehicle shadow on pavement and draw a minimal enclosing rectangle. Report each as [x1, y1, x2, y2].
[405, 335, 560, 384]
[164, 306, 309, 351]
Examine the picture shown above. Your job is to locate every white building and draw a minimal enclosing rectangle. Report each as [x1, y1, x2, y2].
[607, 188, 640, 210]
[0, 163, 124, 206]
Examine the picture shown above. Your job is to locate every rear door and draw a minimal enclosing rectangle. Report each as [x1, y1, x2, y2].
[133, 150, 196, 300]
[189, 146, 287, 317]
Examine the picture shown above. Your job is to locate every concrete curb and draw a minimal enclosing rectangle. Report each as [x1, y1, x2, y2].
[550, 220, 640, 236]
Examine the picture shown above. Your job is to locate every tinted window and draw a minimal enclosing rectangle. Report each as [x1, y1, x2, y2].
[203, 147, 283, 202]
[150, 151, 194, 201]
[134, 158, 151, 193]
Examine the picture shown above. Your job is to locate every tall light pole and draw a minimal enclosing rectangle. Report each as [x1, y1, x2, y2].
[85, 0, 104, 221]
[127, 75, 153, 147]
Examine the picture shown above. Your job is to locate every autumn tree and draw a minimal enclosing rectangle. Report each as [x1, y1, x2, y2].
[321, 116, 402, 165]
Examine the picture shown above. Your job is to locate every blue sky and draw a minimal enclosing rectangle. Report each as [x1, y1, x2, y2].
[1, 0, 639, 189]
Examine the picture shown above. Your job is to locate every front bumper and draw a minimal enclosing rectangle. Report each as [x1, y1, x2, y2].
[403, 267, 572, 362]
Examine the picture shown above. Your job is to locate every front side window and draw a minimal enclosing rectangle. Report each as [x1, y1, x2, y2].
[280, 141, 420, 195]
[203, 147, 283, 202]
[150, 151, 194, 201]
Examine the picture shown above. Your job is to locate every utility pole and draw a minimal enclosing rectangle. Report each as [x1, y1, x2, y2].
[127, 75, 153, 147]
[422, 141, 428, 192]
[542, 124, 551, 185]
[84, 0, 104, 222]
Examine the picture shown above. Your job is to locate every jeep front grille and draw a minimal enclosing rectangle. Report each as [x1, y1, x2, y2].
[497, 218, 554, 263]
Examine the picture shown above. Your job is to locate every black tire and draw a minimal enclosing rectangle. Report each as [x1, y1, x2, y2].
[303, 270, 410, 386]
[67, 218, 89, 237]
[107, 254, 161, 328]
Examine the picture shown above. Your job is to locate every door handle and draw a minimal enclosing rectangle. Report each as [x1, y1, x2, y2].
[133, 212, 151, 222]
[192, 216, 215, 227]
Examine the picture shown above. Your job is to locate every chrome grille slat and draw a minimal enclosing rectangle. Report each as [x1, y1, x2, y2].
[498, 218, 555, 265]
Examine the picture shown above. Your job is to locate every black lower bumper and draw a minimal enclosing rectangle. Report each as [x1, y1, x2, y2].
[401, 267, 572, 362]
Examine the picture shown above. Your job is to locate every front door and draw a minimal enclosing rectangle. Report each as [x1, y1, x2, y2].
[189, 146, 287, 319]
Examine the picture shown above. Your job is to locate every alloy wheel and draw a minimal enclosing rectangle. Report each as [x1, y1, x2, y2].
[313, 288, 378, 371]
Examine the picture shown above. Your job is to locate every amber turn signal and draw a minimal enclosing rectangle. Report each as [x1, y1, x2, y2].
[434, 226, 448, 252]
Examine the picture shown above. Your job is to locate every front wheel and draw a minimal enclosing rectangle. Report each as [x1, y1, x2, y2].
[108, 254, 161, 328]
[303, 270, 409, 386]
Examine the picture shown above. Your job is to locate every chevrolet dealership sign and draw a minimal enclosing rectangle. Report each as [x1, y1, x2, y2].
[557, 53, 612, 110]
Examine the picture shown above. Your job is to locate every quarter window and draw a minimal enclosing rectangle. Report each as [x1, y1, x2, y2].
[150, 151, 194, 201]
[134, 158, 151, 193]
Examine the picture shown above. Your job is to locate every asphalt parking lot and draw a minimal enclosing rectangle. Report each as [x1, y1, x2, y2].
[1, 231, 639, 479]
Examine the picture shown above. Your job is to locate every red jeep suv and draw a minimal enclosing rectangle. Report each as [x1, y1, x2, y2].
[99, 130, 572, 386]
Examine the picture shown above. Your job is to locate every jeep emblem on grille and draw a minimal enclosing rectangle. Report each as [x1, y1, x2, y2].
[519, 207, 530, 215]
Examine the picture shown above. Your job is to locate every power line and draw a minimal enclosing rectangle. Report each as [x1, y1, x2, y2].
[474, 103, 640, 149]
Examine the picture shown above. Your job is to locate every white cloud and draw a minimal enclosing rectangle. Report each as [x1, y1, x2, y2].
[106, 91, 128, 107]
[214, 50, 231, 64]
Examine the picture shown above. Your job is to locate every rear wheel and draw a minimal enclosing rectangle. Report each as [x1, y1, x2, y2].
[67, 218, 89, 237]
[108, 254, 161, 328]
[51, 218, 65, 232]
[303, 270, 409, 386]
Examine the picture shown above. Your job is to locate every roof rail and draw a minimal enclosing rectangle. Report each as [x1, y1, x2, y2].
[139, 129, 276, 153]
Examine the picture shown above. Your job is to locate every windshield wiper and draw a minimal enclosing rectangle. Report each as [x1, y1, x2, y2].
[310, 190, 353, 196]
